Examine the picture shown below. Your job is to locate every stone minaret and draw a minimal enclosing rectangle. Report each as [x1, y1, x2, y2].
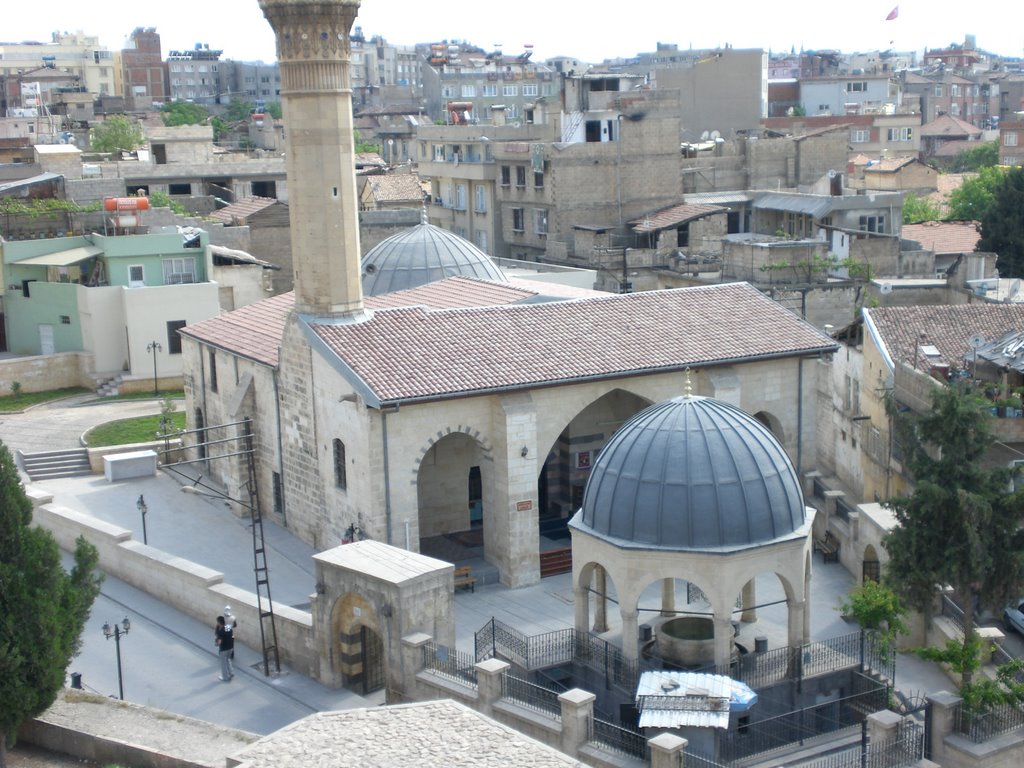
[259, 0, 365, 320]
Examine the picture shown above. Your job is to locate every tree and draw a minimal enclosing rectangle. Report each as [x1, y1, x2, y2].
[950, 141, 999, 173]
[265, 102, 282, 120]
[89, 115, 144, 154]
[901, 192, 942, 224]
[839, 580, 908, 665]
[160, 101, 210, 127]
[978, 166, 1024, 278]
[884, 383, 1024, 687]
[946, 165, 1007, 222]
[0, 440, 102, 768]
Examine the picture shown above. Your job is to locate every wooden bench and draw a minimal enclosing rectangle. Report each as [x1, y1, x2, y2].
[815, 531, 840, 564]
[453, 565, 476, 592]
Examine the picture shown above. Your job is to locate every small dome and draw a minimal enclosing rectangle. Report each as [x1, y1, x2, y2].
[361, 221, 505, 296]
[575, 396, 806, 551]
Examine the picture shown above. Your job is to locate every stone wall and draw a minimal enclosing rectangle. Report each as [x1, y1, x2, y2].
[0, 351, 93, 393]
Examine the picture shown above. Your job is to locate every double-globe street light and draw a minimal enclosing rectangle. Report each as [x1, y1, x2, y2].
[102, 616, 131, 700]
[146, 341, 162, 396]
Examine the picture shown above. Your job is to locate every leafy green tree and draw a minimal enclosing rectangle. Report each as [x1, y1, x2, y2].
[160, 101, 210, 127]
[839, 580, 908, 665]
[265, 102, 282, 120]
[223, 97, 255, 123]
[978, 166, 1024, 278]
[884, 383, 1024, 687]
[901, 192, 941, 224]
[0, 440, 103, 767]
[950, 141, 999, 173]
[946, 165, 1007, 222]
[89, 115, 144, 153]
[354, 130, 380, 154]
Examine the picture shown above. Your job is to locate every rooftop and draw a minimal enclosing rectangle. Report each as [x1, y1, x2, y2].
[901, 220, 981, 254]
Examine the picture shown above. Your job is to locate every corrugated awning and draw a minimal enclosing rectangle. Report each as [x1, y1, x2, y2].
[15, 245, 102, 266]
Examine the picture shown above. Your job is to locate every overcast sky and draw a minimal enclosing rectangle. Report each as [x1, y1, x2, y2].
[4, 0, 1020, 65]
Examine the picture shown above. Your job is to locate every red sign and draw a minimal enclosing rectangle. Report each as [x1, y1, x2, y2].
[516, 500, 533, 512]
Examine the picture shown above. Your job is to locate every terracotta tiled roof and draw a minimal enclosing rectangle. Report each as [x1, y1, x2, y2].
[629, 203, 727, 233]
[863, 156, 918, 174]
[310, 282, 834, 404]
[207, 197, 279, 225]
[865, 304, 1024, 370]
[365, 174, 425, 203]
[920, 114, 983, 138]
[182, 291, 294, 367]
[933, 139, 979, 157]
[367, 277, 538, 309]
[901, 221, 981, 255]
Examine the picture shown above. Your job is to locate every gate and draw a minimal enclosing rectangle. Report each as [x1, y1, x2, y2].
[360, 625, 385, 694]
[862, 559, 881, 583]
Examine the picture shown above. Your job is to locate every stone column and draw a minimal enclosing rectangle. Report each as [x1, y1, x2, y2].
[714, 612, 734, 667]
[558, 688, 596, 757]
[400, 632, 431, 701]
[788, 598, 807, 649]
[741, 579, 757, 622]
[648, 732, 688, 768]
[866, 709, 902, 744]
[925, 692, 961, 763]
[574, 582, 589, 635]
[621, 608, 639, 662]
[593, 567, 609, 632]
[475, 658, 510, 717]
[661, 578, 676, 617]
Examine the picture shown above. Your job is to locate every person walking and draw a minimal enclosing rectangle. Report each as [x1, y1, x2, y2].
[215, 615, 234, 681]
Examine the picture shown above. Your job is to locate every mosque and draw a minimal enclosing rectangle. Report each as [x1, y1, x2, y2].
[180, 0, 837, 590]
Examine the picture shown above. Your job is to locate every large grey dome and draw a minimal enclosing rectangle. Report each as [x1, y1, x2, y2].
[361, 221, 506, 296]
[575, 396, 806, 551]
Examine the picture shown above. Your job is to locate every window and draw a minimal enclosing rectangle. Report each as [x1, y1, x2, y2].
[474, 185, 487, 213]
[503, 84, 517, 97]
[522, 84, 538, 96]
[162, 257, 196, 284]
[534, 171, 544, 189]
[208, 349, 218, 393]
[858, 215, 885, 233]
[454, 184, 467, 210]
[333, 439, 347, 489]
[886, 127, 912, 142]
[272, 472, 284, 516]
[1005, 132, 1019, 147]
[166, 320, 186, 354]
[461, 84, 475, 97]
[933, 84, 943, 97]
[483, 84, 497, 97]
[500, 165, 511, 187]
[846, 81, 868, 92]
[851, 129, 869, 143]
[128, 265, 145, 287]
[533, 208, 548, 235]
[441, 85, 456, 98]
[512, 208, 524, 232]
[433, 144, 445, 161]
[60, 315, 71, 325]
[475, 230, 488, 252]
[515, 166, 526, 188]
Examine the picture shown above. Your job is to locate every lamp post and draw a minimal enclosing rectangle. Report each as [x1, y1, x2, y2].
[146, 341, 161, 395]
[102, 616, 131, 700]
[136, 494, 148, 545]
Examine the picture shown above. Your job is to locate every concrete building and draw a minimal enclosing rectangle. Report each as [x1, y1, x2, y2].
[1000, 120, 1024, 166]
[800, 74, 899, 118]
[0, 31, 117, 111]
[120, 28, 168, 112]
[166, 45, 224, 105]
[180, 0, 836, 590]
[349, 29, 421, 110]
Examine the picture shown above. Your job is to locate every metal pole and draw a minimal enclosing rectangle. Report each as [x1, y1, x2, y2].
[114, 628, 124, 700]
[151, 344, 158, 395]
[139, 496, 148, 545]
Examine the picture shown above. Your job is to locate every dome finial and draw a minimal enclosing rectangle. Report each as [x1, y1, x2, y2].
[420, 204, 428, 225]
[683, 367, 693, 398]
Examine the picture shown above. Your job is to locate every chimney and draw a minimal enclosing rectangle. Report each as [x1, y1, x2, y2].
[491, 104, 507, 126]
[259, 0, 365, 321]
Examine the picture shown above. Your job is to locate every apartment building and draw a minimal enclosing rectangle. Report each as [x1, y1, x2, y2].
[0, 32, 116, 113]
[120, 28, 168, 111]
[166, 45, 223, 105]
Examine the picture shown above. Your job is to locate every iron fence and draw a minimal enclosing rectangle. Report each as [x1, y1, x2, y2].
[956, 700, 1024, 742]
[835, 496, 855, 522]
[941, 594, 965, 636]
[501, 671, 562, 719]
[527, 628, 576, 669]
[590, 718, 647, 760]
[421, 641, 478, 688]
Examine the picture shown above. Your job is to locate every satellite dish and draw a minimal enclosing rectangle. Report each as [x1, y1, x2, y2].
[710, 129, 722, 141]
[700, 130, 710, 141]
[968, 334, 986, 349]
[827, 169, 837, 179]
[1008, 279, 1021, 300]
[879, 282, 893, 295]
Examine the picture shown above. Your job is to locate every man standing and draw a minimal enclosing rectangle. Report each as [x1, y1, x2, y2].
[215, 615, 234, 681]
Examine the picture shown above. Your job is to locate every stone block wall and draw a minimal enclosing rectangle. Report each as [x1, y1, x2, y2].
[0, 352, 92, 393]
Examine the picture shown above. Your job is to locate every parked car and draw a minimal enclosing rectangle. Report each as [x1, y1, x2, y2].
[1003, 600, 1024, 634]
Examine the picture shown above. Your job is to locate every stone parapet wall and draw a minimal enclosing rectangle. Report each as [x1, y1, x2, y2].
[0, 352, 92, 393]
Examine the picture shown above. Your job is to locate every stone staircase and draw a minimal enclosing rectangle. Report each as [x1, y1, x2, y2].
[19, 448, 93, 480]
[96, 374, 124, 397]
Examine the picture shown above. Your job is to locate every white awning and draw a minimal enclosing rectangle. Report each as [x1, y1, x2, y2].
[15, 245, 103, 267]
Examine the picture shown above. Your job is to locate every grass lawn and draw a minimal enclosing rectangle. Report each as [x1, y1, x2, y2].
[84, 412, 187, 447]
[0, 387, 90, 413]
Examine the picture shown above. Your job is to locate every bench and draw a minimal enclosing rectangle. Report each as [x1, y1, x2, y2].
[453, 565, 477, 592]
[815, 531, 840, 564]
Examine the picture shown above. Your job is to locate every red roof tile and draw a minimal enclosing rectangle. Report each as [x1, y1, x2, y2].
[207, 196, 279, 224]
[901, 220, 981, 255]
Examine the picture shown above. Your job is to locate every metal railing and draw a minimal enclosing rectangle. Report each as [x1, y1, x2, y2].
[835, 496, 855, 522]
[956, 700, 1024, 742]
[590, 717, 647, 760]
[940, 594, 965, 636]
[501, 671, 562, 718]
[421, 641, 478, 689]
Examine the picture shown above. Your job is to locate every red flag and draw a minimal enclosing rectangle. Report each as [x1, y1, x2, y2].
[886, 5, 898, 20]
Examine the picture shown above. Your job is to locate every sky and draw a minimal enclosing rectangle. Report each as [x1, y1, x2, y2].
[3, 0, 1021, 65]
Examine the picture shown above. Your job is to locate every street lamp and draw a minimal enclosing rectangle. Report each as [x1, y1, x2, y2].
[136, 494, 148, 545]
[146, 341, 162, 395]
[102, 616, 131, 700]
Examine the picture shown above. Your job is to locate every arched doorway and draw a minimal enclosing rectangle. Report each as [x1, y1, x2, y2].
[330, 592, 386, 694]
[862, 544, 880, 583]
[753, 410, 786, 444]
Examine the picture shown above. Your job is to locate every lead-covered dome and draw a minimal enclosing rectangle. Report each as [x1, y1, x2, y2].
[361, 221, 506, 296]
[574, 395, 806, 551]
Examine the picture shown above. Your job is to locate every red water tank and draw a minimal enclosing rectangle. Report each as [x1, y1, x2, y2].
[103, 197, 150, 212]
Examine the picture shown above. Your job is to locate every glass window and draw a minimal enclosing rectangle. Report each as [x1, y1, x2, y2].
[533, 208, 548, 235]
[166, 320, 186, 354]
[162, 257, 196, 284]
[512, 208, 524, 232]
[515, 166, 526, 187]
[503, 84, 517, 97]
[333, 439, 347, 489]
[500, 165, 511, 187]
[474, 185, 487, 212]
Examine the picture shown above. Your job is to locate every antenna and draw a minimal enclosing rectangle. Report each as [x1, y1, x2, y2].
[879, 282, 893, 295]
